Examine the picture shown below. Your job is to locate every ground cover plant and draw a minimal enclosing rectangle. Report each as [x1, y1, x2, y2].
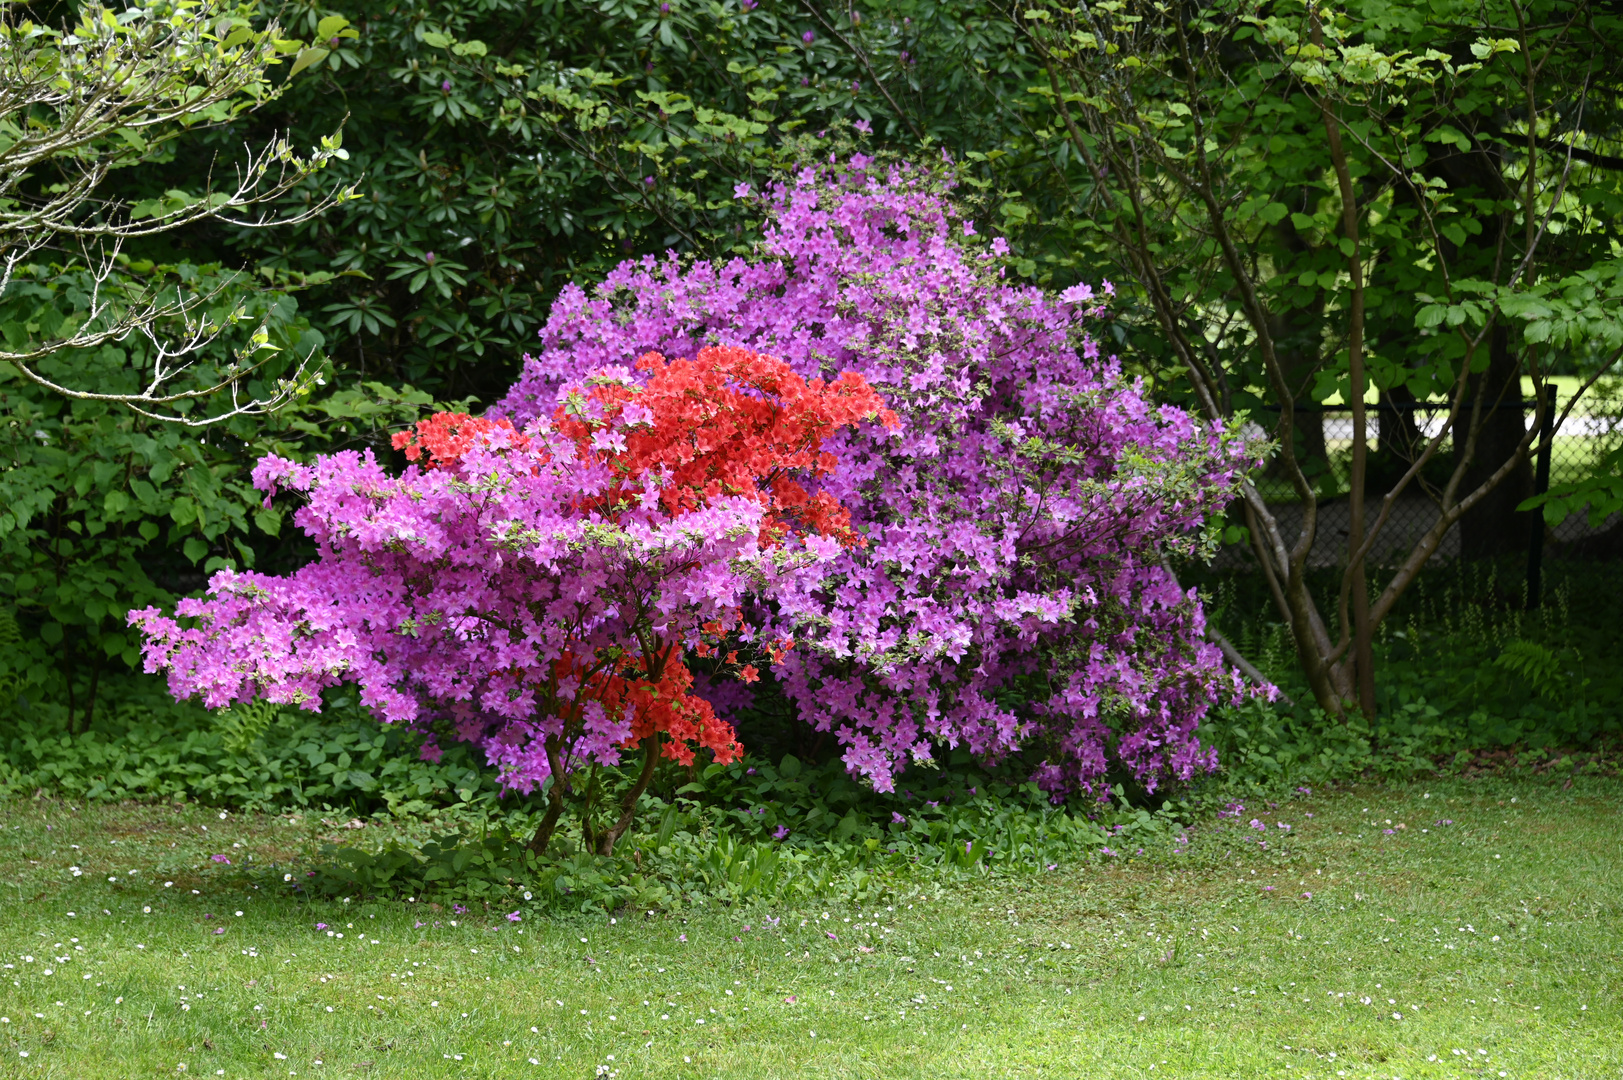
[1, 773, 1618, 1078]
[0, 683, 507, 817]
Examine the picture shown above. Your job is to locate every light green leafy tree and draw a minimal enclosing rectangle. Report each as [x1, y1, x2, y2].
[0, 0, 354, 422]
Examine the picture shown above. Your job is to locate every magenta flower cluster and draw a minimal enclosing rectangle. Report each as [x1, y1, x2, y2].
[497, 157, 1257, 799]
[128, 368, 843, 794]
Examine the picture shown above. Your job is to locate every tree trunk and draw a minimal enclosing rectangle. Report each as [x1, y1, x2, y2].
[527, 788, 566, 858]
[1459, 326, 1534, 559]
[1317, 55, 1375, 719]
[526, 739, 572, 857]
[590, 739, 661, 857]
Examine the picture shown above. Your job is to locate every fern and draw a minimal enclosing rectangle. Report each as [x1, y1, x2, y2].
[213, 699, 282, 754]
[1493, 639, 1563, 699]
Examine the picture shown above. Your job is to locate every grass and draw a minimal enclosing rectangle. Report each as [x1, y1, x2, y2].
[1, 775, 1619, 1079]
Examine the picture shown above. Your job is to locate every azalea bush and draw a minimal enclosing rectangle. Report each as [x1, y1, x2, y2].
[131, 345, 895, 853]
[498, 157, 1257, 800]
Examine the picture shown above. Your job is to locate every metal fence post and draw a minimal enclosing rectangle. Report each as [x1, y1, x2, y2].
[1525, 386, 1557, 609]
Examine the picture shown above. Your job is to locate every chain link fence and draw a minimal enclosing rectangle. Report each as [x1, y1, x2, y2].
[1214, 384, 1623, 592]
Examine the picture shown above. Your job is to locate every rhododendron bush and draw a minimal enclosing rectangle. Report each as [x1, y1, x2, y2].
[498, 157, 1256, 801]
[131, 346, 895, 853]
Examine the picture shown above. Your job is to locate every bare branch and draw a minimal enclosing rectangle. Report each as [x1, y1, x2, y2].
[0, 2, 355, 422]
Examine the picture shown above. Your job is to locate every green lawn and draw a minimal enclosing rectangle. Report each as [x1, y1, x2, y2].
[2, 776, 1618, 1079]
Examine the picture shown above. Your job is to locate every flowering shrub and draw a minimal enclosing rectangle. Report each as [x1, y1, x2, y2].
[131, 345, 894, 852]
[498, 157, 1256, 799]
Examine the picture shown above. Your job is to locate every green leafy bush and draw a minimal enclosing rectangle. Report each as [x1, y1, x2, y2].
[0, 264, 325, 729]
[0, 260, 473, 733]
[1200, 560, 1623, 757]
[0, 682, 512, 815]
[1200, 697, 1457, 797]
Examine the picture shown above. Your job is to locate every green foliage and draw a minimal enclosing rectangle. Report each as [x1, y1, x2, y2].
[1519, 376, 1623, 529]
[88, 0, 1035, 399]
[978, 0, 1623, 706]
[0, 267, 321, 727]
[1522, 445, 1623, 530]
[1202, 697, 1457, 797]
[276, 764, 1157, 914]
[1491, 639, 1565, 700]
[0, 606, 21, 704]
[302, 827, 550, 905]
[12, 0, 1619, 734]
[185, 1, 877, 393]
[996, 0, 1623, 400]
[1, 2, 353, 418]
[0, 682, 510, 814]
[1200, 560, 1623, 769]
[0, 257, 477, 729]
[211, 697, 284, 756]
[1372, 565, 1619, 749]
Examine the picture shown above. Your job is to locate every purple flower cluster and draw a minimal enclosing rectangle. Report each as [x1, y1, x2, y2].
[497, 157, 1257, 798]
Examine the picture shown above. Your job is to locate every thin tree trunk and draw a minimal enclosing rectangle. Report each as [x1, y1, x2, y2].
[1459, 326, 1535, 559]
[83, 656, 102, 732]
[1314, 19, 1376, 719]
[591, 738, 662, 857]
[527, 739, 572, 857]
[64, 641, 79, 735]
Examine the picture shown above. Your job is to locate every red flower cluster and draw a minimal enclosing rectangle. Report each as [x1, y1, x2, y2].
[555, 345, 898, 547]
[391, 411, 526, 467]
[613, 650, 740, 766]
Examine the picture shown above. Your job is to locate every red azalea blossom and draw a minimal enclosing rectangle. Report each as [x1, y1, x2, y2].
[391, 411, 528, 466]
[552, 345, 897, 548]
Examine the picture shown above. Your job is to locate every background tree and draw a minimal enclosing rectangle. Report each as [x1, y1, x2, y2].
[999, 0, 1623, 717]
[121, 0, 1041, 400]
